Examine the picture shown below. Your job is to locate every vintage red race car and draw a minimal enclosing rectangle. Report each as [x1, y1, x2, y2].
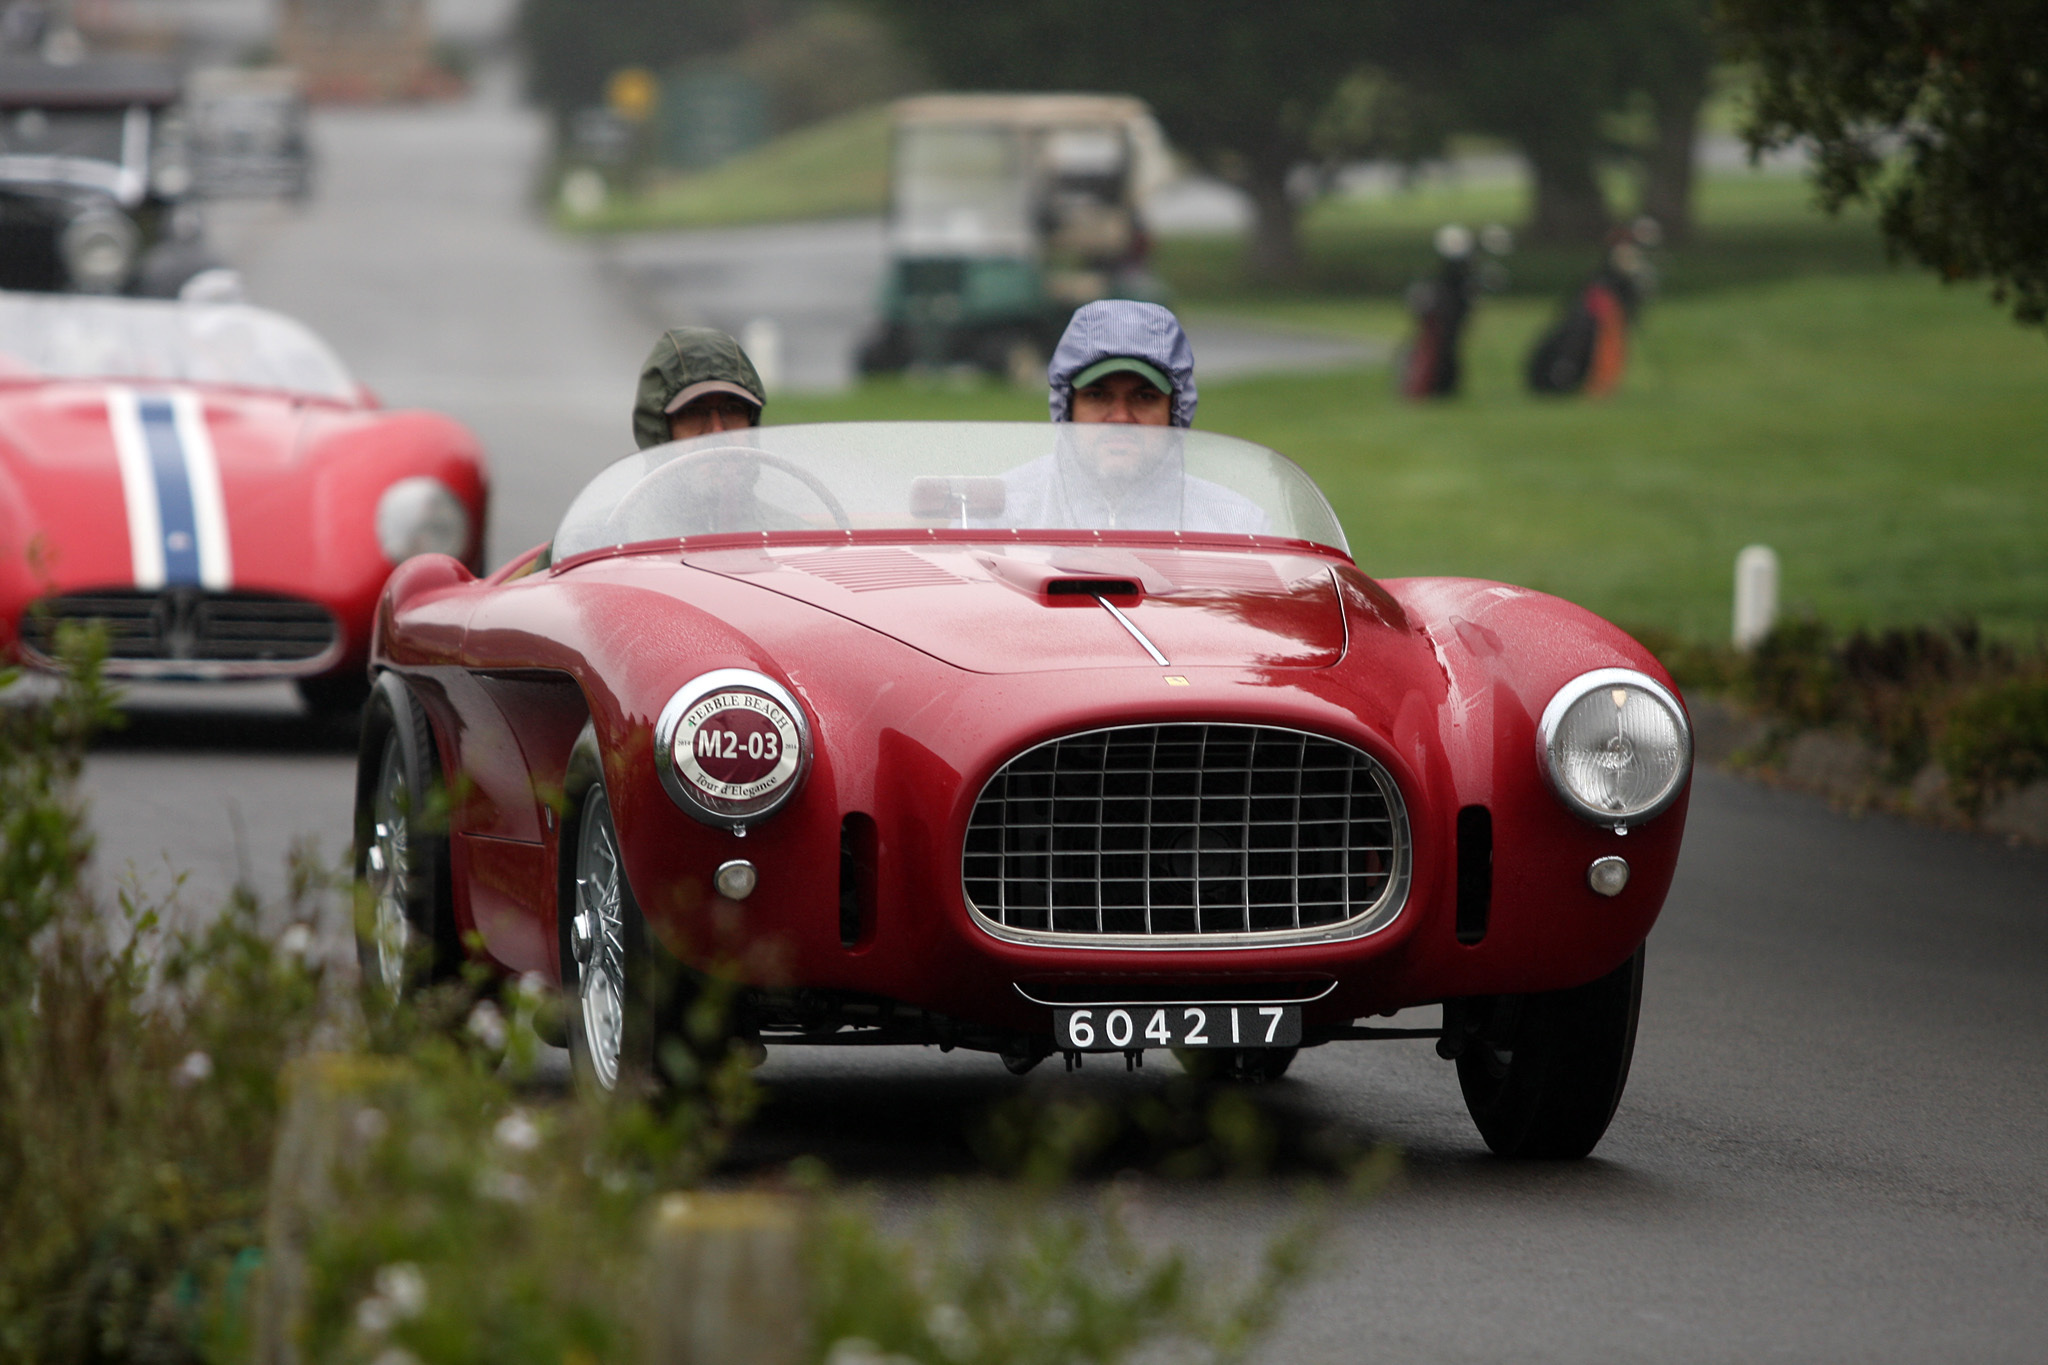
[358, 421, 1691, 1158]
[0, 289, 487, 712]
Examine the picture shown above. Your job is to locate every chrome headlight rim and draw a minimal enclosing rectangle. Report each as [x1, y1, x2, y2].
[374, 476, 470, 565]
[653, 669, 812, 832]
[1536, 667, 1693, 829]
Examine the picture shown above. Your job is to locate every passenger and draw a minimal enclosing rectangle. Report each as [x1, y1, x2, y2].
[1047, 298, 1197, 428]
[989, 300, 1266, 534]
[631, 326, 765, 448]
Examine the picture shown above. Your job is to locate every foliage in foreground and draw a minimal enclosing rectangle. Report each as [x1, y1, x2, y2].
[0, 640, 1333, 1364]
[0, 627, 325, 1364]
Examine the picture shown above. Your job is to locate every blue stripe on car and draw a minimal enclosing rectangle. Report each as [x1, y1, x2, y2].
[139, 395, 201, 586]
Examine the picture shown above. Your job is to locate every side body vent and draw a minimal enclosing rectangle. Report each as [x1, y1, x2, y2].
[1455, 805, 1492, 944]
[839, 813, 878, 947]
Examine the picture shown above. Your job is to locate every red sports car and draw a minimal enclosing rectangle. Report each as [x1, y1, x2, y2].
[0, 290, 487, 712]
[359, 421, 1691, 1158]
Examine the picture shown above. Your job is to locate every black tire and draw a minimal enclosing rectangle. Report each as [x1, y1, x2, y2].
[1453, 944, 1645, 1159]
[1175, 1047, 1299, 1084]
[561, 780, 669, 1098]
[298, 670, 371, 718]
[352, 674, 459, 999]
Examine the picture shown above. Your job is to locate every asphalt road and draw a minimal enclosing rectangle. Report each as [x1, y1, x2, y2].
[76, 74, 2048, 1362]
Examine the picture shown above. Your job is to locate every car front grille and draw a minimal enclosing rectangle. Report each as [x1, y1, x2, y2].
[20, 588, 339, 666]
[963, 724, 1410, 948]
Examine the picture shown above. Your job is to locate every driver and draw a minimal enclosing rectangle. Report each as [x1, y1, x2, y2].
[632, 326, 766, 448]
[988, 301, 1267, 533]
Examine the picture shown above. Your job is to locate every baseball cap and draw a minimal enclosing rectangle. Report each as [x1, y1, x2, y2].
[663, 379, 764, 414]
[1071, 356, 1172, 394]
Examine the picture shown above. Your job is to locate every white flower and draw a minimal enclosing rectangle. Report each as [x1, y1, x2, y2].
[277, 923, 314, 960]
[374, 1263, 428, 1319]
[494, 1109, 541, 1152]
[823, 1340, 921, 1365]
[925, 1303, 977, 1361]
[173, 1050, 213, 1086]
[355, 1296, 393, 1336]
[465, 999, 508, 1051]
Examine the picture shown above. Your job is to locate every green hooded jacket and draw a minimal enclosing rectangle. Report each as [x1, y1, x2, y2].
[631, 327, 765, 450]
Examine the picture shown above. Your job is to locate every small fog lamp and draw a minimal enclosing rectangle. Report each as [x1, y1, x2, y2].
[715, 859, 758, 901]
[1587, 855, 1630, 898]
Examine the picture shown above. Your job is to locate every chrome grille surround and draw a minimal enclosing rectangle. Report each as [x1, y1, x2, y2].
[963, 723, 1411, 950]
[19, 588, 340, 678]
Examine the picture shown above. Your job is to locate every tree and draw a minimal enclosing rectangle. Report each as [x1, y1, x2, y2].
[1367, 0, 1715, 246]
[859, 0, 1368, 280]
[1624, 0, 1716, 244]
[1720, 0, 2048, 326]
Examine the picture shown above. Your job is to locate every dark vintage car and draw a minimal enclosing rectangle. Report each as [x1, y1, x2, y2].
[0, 54, 218, 296]
[359, 422, 1693, 1158]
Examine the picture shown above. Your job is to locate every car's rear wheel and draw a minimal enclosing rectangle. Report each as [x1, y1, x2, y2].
[1452, 944, 1645, 1159]
[563, 783, 664, 1097]
[352, 675, 457, 999]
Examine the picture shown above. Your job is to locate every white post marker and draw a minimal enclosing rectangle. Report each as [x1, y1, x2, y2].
[1733, 544, 1779, 650]
[741, 317, 783, 394]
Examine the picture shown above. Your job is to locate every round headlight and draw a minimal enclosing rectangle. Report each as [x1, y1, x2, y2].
[61, 208, 139, 293]
[1537, 668, 1692, 828]
[654, 670, 811, 831]
[375, 477, 470, 564]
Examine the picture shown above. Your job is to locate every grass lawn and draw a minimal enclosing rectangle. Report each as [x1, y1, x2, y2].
[558, 104, 890, 232]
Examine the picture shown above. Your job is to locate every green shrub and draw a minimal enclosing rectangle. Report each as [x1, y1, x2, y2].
[0, 630, 325, 1365]
[1936, 676, 2048, 814]
[1675, 617, 2043, 785]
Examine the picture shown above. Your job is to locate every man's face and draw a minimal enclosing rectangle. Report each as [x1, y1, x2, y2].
[667, 394, 758, 440]
[1071, 370, 1172, 426]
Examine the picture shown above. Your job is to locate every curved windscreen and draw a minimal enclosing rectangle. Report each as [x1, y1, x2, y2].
[0, 291, 357, 402]
[552, 422, 1349, 560]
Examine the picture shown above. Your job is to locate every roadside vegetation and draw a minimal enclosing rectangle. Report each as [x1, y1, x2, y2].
[552, 104, 891, 232]
[0, 641, 1348, 1364]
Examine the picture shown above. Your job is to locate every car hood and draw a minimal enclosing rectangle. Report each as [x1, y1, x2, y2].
[0, 380, 335, 588]
[684, 542, 1348, 673]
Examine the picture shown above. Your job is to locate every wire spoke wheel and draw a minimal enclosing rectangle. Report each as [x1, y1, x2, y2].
[351, 675, 454, 1002]
[571, 789, 629, 1091]
[367, 733, 413, 994]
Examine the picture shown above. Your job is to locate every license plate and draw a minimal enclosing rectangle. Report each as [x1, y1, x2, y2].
[1053, 1003, 1302, 1052]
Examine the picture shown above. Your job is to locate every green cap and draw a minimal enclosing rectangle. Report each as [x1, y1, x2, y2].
[633, 327, 766, 450]
[1071, 356, 1172, 395]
